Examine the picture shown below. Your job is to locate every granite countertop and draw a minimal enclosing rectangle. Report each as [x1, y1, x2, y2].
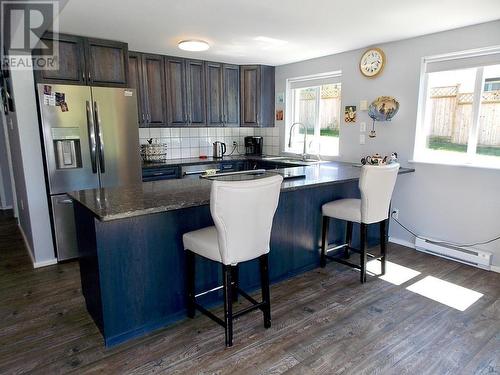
[69, 162, 414, 222]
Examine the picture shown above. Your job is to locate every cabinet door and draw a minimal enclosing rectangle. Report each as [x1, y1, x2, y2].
[86, 38, 129, 87]
[240, 65, 260, 126]
[164, 57, 188, 126]
[34, 33, 86, 85]
[142, 54, 167, 127]
[259, 65, 275, 127]
[185, 60, 206, 126]
[128, 52, 146, 127]
[205, 62, 223, 126]
[223, 64, 240, 127]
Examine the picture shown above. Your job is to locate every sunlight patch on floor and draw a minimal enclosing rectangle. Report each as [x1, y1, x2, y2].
[406, 276, 483, 311]
[366, 260, 421, 285]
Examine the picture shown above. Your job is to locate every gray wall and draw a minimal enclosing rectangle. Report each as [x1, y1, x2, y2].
[275, 20, 500, 267]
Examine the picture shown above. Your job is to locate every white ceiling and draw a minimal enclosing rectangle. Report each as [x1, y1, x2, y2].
[56, 0, 500, 66]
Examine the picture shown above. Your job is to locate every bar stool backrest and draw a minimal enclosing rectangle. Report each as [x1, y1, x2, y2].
[210, 174, 283, 265]
[359, 163, 400, 224]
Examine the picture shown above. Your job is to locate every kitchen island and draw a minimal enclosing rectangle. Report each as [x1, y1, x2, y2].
[70, 162, 414, 346]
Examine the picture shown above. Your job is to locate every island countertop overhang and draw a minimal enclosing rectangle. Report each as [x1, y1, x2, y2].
[69, 162, 414, 222]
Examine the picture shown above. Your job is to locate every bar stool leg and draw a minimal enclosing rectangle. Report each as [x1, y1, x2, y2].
[344, 221, 353, 259]
[320, 216, 329, 268]
[259, 254, 271, 328]
[360, 223, 367, 283]
[186, 250, 195, 318]
[380, 219, 387, 275]
[223, 264, 233, 347]
[231, 266, 239, 303]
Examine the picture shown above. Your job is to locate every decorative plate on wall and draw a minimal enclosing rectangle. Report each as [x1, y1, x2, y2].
[359, 48, 386, 78]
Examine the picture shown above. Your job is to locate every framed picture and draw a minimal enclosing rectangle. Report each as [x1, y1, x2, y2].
[276, 92, 284, 104]
[275, 109, 284, 121]
[344, 105, 356, 123]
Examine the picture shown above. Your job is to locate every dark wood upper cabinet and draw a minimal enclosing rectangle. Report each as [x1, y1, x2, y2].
[205, 62, 223, 126]
[185, 60, 206, 126]
[34, 33, 86, 85]
[141, 54, 166, 127]
[34, 33, 129, 87]
[240, 65, 275, 127]
[223, 64, 240, 127]
[206, 62, 240, 127]
[164, 57, 188, 126]
[127, 52, 145, 126]
[86, 38, 129, 87]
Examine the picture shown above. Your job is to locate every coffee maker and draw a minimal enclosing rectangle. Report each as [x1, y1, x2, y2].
[244, 136, 263, 156]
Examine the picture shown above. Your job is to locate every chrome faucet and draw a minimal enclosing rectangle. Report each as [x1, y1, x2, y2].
[288, 122, 308, 161]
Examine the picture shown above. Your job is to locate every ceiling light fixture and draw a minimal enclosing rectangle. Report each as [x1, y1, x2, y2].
[178, 40, 210, 52]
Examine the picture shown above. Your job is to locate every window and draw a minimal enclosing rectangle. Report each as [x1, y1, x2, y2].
[415, 49, 500, 167]
[286, 73, 341, 157]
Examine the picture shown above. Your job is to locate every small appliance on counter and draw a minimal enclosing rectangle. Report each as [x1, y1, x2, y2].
[213, 141, 226, 158]
[244, 136, 263, 156]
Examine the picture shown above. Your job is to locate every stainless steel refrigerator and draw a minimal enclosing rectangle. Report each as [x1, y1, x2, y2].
[37, 84, 141, 260]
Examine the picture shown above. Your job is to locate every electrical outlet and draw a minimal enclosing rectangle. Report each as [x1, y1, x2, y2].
[232, 141, 238, 146]
[392, 209, 399, 220]
[360, 122, 366, 132]
[359, 134, 365, 145]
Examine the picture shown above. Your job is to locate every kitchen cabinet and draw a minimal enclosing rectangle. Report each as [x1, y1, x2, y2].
[185, 59, 206, 126]
[165, 58, 206, 126]
[86, 38, 129, 87]
[240, 65, 275, 127]
[205, 62, 223, 126]
[35, 33, 129, 87]
[205, 62, 240, 127]
[142, 166, 180, 181]
[35, 33, 86, 85]
[127, 52, 145, 126]
[128, 52, 167, 127]
[164, 57, 188, 126]
[141, 54, 167, 127]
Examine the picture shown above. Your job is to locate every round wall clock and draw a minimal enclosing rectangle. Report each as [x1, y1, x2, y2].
[359, 48, 386, 78]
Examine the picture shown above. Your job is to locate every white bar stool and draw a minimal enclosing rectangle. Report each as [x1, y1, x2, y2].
[183, 174, 283, 347]
[320, 163, 400, 283]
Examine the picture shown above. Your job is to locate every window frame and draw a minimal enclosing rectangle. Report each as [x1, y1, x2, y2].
[414, 47, 500, 169]
[285, 71, 342, 159]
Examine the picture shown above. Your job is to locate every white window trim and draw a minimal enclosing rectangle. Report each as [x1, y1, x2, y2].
[413, 46, 500, 169]
[284, 71, 342, 159]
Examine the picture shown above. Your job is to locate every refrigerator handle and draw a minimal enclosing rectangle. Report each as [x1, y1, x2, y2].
[86, 101, 98, 173]
[93, 101, 106, 174]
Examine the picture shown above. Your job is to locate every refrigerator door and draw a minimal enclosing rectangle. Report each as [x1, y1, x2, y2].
[51, 194, 78, 260]
[91, 87, 141, 188]
[37, 84, 99, 194]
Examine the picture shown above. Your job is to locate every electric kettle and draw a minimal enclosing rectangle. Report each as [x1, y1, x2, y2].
[213, 141, 226, 159]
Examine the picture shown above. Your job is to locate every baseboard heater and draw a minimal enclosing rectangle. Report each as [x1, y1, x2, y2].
[415, 237, 492, 270]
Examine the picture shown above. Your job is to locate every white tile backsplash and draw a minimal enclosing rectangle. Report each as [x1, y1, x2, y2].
[139, 126, 282, 160]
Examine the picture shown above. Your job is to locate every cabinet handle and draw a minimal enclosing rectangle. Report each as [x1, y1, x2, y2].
[88, 72, 91, 81]
[82, 72, 85, 81]
[147, 113, 151, 122]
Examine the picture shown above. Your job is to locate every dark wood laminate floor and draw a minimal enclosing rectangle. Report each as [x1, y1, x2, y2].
[0, 212, 499, 374]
